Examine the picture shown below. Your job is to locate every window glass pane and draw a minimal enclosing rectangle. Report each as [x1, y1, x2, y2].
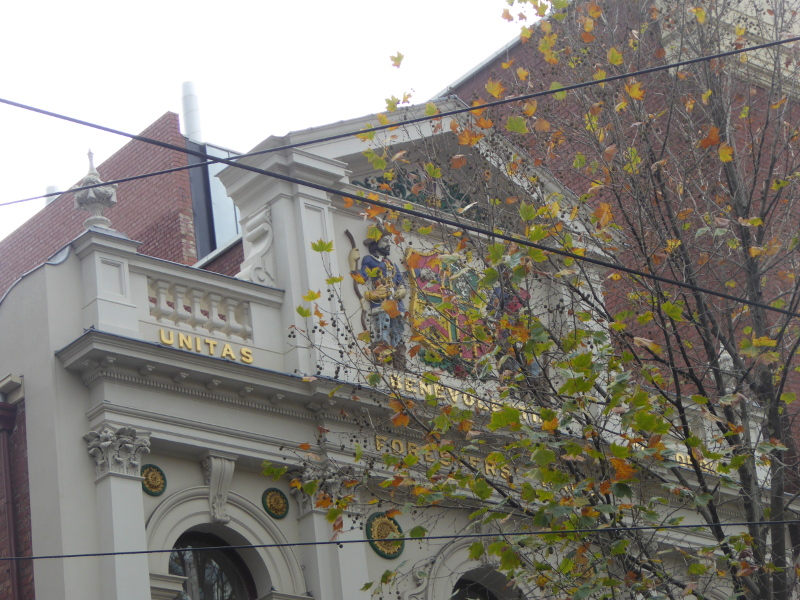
[205, 144, 241, 248]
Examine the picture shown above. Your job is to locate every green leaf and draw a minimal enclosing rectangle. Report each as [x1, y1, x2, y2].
[781, 392, 796, 404]
[325, 276, 343, 284]
[425, 163, 442, 178]
[468, 541, 484, 560]
[519, 202, 537, 221]
[573, 154, 586, 169]
[688, 563, 708, 575]
[488, 243, 505, 262]
[296, 305, 312, 318]
[425, 102, 439, 116]
[488, 406, 521, 431]
[549, 81, 567, 100]
[408, 525, 428, 538]
[360, 582, 374, 591]
[311, 239, 334, 252]
[506, 115, 529, 133]
[302, 480, 318, 496]
[660, 301, 683, 321]
[533, 448, 556, 466]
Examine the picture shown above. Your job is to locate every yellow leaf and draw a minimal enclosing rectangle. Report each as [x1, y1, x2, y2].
[624, 81, 645, 100]
[588, 1, 602, 18]
[615, 101, 628, 112]
[516, 67, 529, 81]
[701, 89, 713, 104]
[540, 21, 552, 34]
[523, 100, 538, 117]
[501, 59, 515, 69]
[584, 17, 595, 32]
[749, 246, 763, 257]
[772, 96, 788, 109]
[690, 7, 706, 23]
[607, 47, 623, 66]
[594, 68, 607, 88]
[665, 239, 682, 253]
[719, 143, 734, 162]
[486, 78, 506, 99]
[593, 202, 613, 227]
[390, 52, 404, 68]
[303, 289, 321, 301]
[634, 337, 663, 354]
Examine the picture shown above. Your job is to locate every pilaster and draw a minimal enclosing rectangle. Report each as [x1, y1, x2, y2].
[83, 425, 151, 600]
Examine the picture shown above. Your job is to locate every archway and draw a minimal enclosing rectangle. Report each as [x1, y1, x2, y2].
[146, 486, 305, 597]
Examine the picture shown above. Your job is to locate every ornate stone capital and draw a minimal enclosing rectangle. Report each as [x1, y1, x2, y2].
[200, 451, 237, 524]
[84, 426, 150, 478]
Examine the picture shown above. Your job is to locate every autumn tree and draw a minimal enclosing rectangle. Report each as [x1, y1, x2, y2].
[277, 1, 800, 599]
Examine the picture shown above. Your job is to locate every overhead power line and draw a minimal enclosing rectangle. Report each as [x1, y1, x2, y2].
[2, 33, 799, 210]
[3, 518, 800, 563]
[2, 98, 800, 320]
[0, 41, 799, 317]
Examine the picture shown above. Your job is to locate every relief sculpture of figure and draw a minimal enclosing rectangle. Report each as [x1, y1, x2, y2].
[348, 224, 407, 369]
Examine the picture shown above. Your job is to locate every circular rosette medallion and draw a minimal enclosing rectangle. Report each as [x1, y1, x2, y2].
[366, 513, 404, 559]
[141, 464, 166, 496]
[262, 488, 289, 519]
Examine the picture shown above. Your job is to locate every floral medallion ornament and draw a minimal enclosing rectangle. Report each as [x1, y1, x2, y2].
[366, 513, 404, 559]
[262, 488, 289, 519]
[141, 464, 166, 496]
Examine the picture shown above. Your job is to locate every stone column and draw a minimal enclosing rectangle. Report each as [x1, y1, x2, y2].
[84, 426, 151, 600]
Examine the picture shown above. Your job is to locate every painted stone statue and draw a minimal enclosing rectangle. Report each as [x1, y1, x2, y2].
[347, 224, 408, 369]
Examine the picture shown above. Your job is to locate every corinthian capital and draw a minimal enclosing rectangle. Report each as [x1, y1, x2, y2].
[84, 426, 150, 478]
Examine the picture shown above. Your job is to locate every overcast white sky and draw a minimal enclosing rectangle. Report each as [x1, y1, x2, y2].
[0, 1, 519, 241]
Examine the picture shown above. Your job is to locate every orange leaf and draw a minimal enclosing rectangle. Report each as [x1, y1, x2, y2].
[523, 100, 538, 117]
[501, 8, 513, 21]
[610, 458, 637, 481]
[588, 1, 602, 18]
[458, 128, 484, 146]
[593, 202, 613, 227]
[624, 81, 645, 100]
[298, 442, 311, 450]
[475, 116, 494, 129]
[581, 32, 596, 43]
[389, 398, 406, 413]
[699, 126, 720, 148]
[392, 412, 410, 427]
[342, 195, 354, 208]
[451, 155, 467, 169]
[600, 480, 612, 495]
[315, 493, 333, 508]
[534, 118, 551, 132]
[365, 204, 388, 219]
[382, 300, 401, 318]
[385, 508, 402, 519]
[602, 144, 618, 162]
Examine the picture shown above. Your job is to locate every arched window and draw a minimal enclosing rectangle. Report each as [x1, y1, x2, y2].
[452, 578, 500, 600]
[169, 532, 257, 600]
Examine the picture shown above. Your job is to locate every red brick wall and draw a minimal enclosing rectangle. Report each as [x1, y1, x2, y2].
[200, 239, 243, 278]
[0, 112, 195, 298]
[0, 402, 33, 600]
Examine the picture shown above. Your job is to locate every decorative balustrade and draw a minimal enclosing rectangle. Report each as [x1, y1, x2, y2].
[147, 277, 253, 341]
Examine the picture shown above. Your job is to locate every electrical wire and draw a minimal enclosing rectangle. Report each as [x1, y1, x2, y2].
[2, 33, 799, 209]
[2, 518, 800, 562]
[3, 94, 800, 321]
